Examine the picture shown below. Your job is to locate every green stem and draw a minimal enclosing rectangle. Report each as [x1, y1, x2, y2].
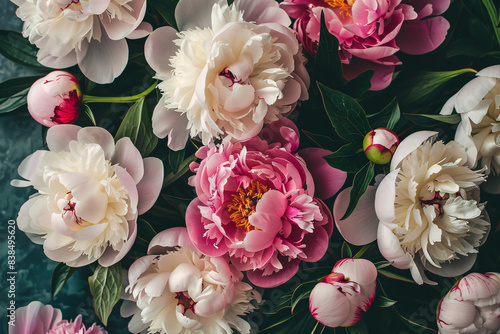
[82, 82, 157, 104]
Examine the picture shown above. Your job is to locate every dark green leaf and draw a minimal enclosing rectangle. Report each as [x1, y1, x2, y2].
[374, 261, 393, 270]
[315, 12, 345, 89]
[353, 243, 372, 259]
[342, 241, 353, 258]
[114, 96, 158, 156]
[148, 0, 179, 30]
[301, 130, 346, 151]
[0, 87, 29, 114]
[378, 269, 417, 284]
[0, 30, 48, 69]
[88, 263, 123, 326]
[163, 153, 197, 187]
[82, 104, 96, 126]
[373, 295, 397, 308]
[344, 70, 374, 98]
[342, 162, 375, 220]
[291, 290, 311, 314]
[0, 76, 41, 114]
[346, 319, 369, 334]
[51, 263, 77, 299]
[324, 143, 366, 173]
[169, 149, 186, 174]
[480, 0, 500, 47]
[371, 99, 401, 131]
[404, 113, 461, 125]
[318, 82, 372, 144]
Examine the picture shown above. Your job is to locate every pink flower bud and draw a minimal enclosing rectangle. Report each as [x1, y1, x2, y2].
[363, 128, 399, 164]
[437, 272, 500, 334]
[309, 258, 377, 328]
[27, 71, 82, 127]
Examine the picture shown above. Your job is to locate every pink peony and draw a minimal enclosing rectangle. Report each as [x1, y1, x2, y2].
[185, 118, 347, 288]
[27, 71, 82, 127]
[280, 0, 451, 90]
[309, 258, 377, 328]
[9, 301, 107, 334]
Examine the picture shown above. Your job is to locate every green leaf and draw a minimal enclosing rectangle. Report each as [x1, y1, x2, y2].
[370, 99, 401, 131]
[373, 295, 397, 308]
[398, 69, 477, 107]
[341, 241, 353, 258]
[291, 290, 311, 314]
[323, 143, 366, 173]
[0, 30, 48, 69]
[51, 263, 77, 299]
[315, 12, 345, 89]
[480, 0, 500, 47]
[88, 263, 123, 326]
[169, 149, 186, 174]
[148, 0, 179, 30]
[82, 104, 96, 126]
[374, 261, 393, 270]
[163, 153, 197, 187]
[0, 76, 41, 114]
[318, 82, 372, 144]
[404, 113, 461, 125]
[378, 269, 417, 284]
[344, 70, 374, 98]
[346, 319, 369, 334]
[114, 96, 158, 156]
[301, 130, 345, 151]
[0, 87, 29, 114]
[353, 243, 372, 259]
[342, 162, 375, 220]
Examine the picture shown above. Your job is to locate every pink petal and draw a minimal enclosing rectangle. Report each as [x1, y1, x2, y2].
[101, 0, 147, 40]
[301, 221, 329, 262]
[136, 157, 164, 215]
[334, 258, 378, 287]
[390, 131, 438, 171]
[246, 258, 300, 288]
[114, 166, 139, 214]
[145, 27, 178, 75]
[17, 150, 46, 181]
[245, 213, 282, 252]
[343, 58, 396, 91]
[260, 117, 300, 152]
[112, 137, 144, 184]
[46, 124, 81, 152]
[148, 227, 196, 254]
[299, 148, 347, 200]
[88, 0, 110, 14]
[438, 297, 476, 330]
[175, 0, 220, 31]
[254, 190, 288, 216]
[397, 17, 450, 55]
[185, 198, 229, 257]
[45, 247, 96, 267]
[409, 0, 450, 16]
[127, 22, 153, 39]
[77, 126, 116, 159]
[168, 262, 201, 293]
[152, 99, 190, 151]
[37, 49, 78, 69]
[236, 0, 291, 26]
[334, 186, 378, 246]
[12, 301, 62, 334]
[309, 282, 350, 327]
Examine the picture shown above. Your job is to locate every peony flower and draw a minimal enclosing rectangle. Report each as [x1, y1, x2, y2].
[280, 0, 450, 90]
[145, 0, 310, 151]
[9, 301, 107, 334]
[12, 0, 151, 84]
[437, 272, 500, 334]
[363, 128, 399, 165]
[441, 65, 500, 194]
[121, 227, 261, 334]
[334, 131, 489, 284]
[309, 258, 377, 328]
[27, 71, 82, 127]
[12, 125, 163, 267]
[185, 118, 346, 287]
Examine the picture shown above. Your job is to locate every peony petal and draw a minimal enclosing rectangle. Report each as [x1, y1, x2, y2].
[245, 213, 282, 252]
[254, 190, 288, 216]
[88, 0, 110, 14]
[73, 223, 109, 240]
[99, 216, 137, 266]
[101, 0, 147, 40]
[148, 227, 196, 254]
[114, 166, 139, 214]
[424, 253, 478, 278]
[127, 255, 155, 284]
[168, 262, 201, 293]
[309, 282, 350, 328]
[136, 157, 164, 215]
[152, 100, 190, 151]
[112, 137, 145, 184]
[390, 131, 437, 171]
[301, 222, 330, 262]
[127, 22, 153, 39]
[236, 0, 291, 26]
[397, 17, 450, 55]
[377, 224, 416, 272]
[37, 49, 78, 69]
[46, 124, 81, 152]
[77, 126, 116, 159]
[298, 148, 347, 200]
[17, 150, 46, 181]
[246, 258, 300, 288]
[455, 77, 496, 114]
[334, 258, 378, 287]
[374, 171, 399, 226]
[334, 186, 379, 246]
[476, 65, 500, 79]
[144, 27, 178, 75]
[175, 0, 223, 31]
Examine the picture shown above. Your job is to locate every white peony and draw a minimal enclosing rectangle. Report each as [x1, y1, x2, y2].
[12, 0, 151, 84]
[12, 125, 163, 267]
[121, 227, 261, 334]
[145, 0, 309, 150]
[441, 65, 500, 193]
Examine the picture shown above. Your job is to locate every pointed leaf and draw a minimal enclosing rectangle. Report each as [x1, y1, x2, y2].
[342, 162, 375, 220]
[342, 241, 353, 259]
[353, 243, 372, 259]
[344, 70, 374, 98]
[370, 99, 401, 131]
[374, 261, 393, 270]
[404, 113, 461, 125]
[168, 148, 185, 174]
[163, 153, 197, 187]
[88, 263, 123, 326]
[0, 30, 49, 69]
[51, 263, 77, 299]
[148, 0, 179, 30]
[324, 143, 366, 173]
[82, 104, 96, 126]
[373, 295, 397, 308]
[346, 319, 369, 334]
[0, 76, 41, 114]
[378, 269, 417, 284]
[301, 129, 345, 151]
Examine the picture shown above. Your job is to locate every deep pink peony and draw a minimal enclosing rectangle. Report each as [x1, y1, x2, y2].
[280, 0, 451, 90]
[185, 118, 347, 288]
[9, 301, 107, 334]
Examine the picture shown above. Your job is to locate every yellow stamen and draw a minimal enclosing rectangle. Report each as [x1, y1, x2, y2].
[227, 180, 268, 232]
[324, 0, 355, 17]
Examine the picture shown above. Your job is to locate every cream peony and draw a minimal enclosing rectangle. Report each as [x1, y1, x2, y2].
[121, 227, 261, 334]
[12, 125, 163, 267]
[145, 0, 309, 150]
[334, 132, 490, 284]
[441, 65, 500, 193]
[12, 0, 151, 84]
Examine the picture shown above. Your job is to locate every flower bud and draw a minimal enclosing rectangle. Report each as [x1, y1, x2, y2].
[363, 128, 399, 164]
[27, 71, 82, 127]
[309, 259, 377, 328]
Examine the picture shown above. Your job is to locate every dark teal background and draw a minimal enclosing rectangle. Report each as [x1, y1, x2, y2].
[1, 2, 129, 333]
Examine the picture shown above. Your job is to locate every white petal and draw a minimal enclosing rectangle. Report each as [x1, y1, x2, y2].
[46, 124, 81, 152]
[145, 26, 179, 75]
[175, 0, 223, 31]
[391, 131, 438, 171]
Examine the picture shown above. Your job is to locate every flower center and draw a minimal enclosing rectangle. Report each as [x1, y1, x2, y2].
[420, 192, 451, 218]
[61, 192, 83, 226]
[324, 0, 355, 17]
[219, 67, 242, 87]
[56, 0, 82, 11]
[175, 292, 196, 315]
[321, 272, 361, 296]
[227, 180, 268, 232]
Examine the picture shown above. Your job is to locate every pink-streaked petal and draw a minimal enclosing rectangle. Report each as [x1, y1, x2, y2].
[99, 217, 137, 267]
[152, 100, 190, 151]
[334, 186, 378, 246]
[397, 17, 450, 55]
[438, 297, 476, 331]
[186, 198, 229, 257]
[246, 259, 300, 288]
[309, 282, 350, 328]
[299, 148, 347, 200]
[112, 137, 144, 184]
[76, 33, 128, 84]
[144, 27, 178, 75]
[148, 227, 196, 254]
[374, 171, 398, 225]
[127, 22, 153, 39]
[77, 126, 116, 159]
[390, 131, 438, 171]
[136, 157, 164, 215]
[46, 124, 81, 152]
[334, 258, 378, 287]
[175, 0, 222, 31]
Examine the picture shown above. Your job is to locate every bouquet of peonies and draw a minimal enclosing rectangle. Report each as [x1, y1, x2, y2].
[4, 0, 500, 333]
